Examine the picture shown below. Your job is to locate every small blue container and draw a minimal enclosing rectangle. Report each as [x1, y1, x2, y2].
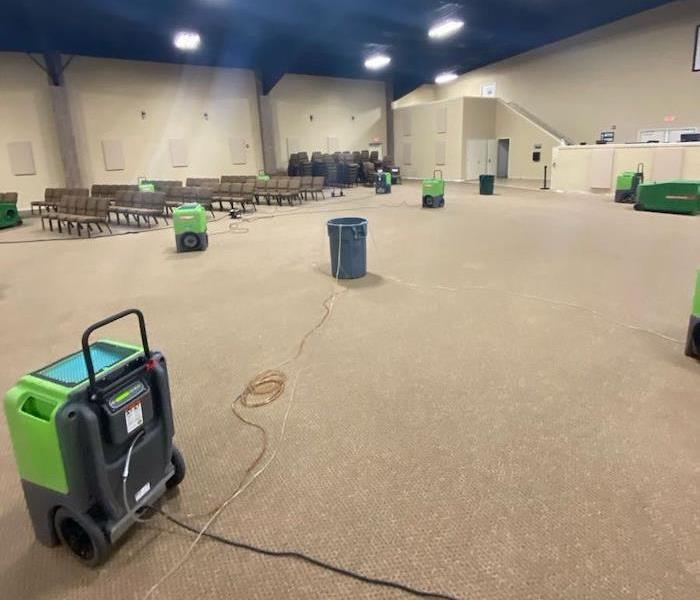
[327, 217, 367, 279]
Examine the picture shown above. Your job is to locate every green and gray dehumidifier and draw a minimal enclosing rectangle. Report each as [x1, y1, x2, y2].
[375, 171, 392, 194]
[0, 192, 22, 229]
[173, 202, 208, 252]
[3, 309, 186, 565]
[422, 170, 445, 208]
[614, 163, 644, 203]
[634, 181, 700, 216]
[685, 271, 700, 359]
[257, 170, 271, 182]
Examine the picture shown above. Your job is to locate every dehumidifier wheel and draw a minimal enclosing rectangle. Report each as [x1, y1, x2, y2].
[54, 507, 110, 567]
[633, 202, 644, 211]
[181, 232, 201, 250]
[166, 446, 186, 489]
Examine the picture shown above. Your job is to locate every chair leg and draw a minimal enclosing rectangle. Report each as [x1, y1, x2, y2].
[96, 222, 103, 233]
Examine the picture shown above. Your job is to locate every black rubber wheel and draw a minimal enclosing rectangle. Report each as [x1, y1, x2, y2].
[54, 507, 110, 567]
[166, 445, 186, 489]
[634, 202, 644, 211]
[181, 232, 200, 250]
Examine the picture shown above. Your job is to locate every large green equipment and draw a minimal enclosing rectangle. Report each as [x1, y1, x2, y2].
[0, 192, 22, 229]
[375, 171, 392, 194]
[634, 181, 700, 216]
[3, 310, 185, 565]
[173, 202, 208, 252]
[614, 163, 644, 203]
[422, 170, 445, 208]
[686, 271, 700, 359]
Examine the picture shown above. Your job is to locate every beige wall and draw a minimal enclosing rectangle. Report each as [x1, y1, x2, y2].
[265, 74, 387, 170]
[394, 96, 562, 180]
[394, 97, 464, 180]
[552, 142, 700, 193]
[463, 97, 496, 140]
[0, 53, 64, 206]
[402, 0, 700, 145]
[65, 57, 263, 185]
[495, 103, 560, 180]
[393, 84, 436, 108]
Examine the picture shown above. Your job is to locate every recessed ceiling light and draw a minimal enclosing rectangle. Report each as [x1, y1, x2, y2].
[428, 19, 464, 39]
[435, 72, 458, 85]
[173, 31, 201, 51]
[364, 54, 391, 70]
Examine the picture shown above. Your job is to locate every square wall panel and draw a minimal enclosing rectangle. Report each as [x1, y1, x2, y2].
[101, 140, 125, 171]
[435, 141, 446, 166]
[7, 141, 36, 176]
[169, 139, 188, 168]
[229, 137, 247, 165]
[402, 142, 412, 165]
[436, 107, 447, 133]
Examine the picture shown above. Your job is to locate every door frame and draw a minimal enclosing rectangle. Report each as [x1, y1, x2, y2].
[497, 137, 511, 179]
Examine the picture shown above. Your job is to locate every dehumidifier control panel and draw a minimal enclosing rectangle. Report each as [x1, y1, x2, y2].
[108, 380, 148, 412]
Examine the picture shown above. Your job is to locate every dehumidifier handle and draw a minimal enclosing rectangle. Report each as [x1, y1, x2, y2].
[81, 309, 151, 388]
[434, 169, 443, 180]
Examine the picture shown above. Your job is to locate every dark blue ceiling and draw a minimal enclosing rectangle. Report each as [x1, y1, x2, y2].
[1, 0, 674, 97]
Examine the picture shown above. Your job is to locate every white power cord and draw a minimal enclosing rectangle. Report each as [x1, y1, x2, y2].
[122, 429, 146, 523]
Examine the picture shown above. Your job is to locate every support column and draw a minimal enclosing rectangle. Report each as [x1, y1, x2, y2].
[255, 74, 276, 174]
[48, 86, 83, 188]
[384, 79, 394, 160]
[36, 52, 83, 188]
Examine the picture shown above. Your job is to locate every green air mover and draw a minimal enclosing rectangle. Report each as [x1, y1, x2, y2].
[634, 180, 700, 216]
[375, 171, 392, 195]
[685, 271, 700, 359]
[614, 163, 644, 203]
[0, 195, 22, 229]
[422, 170, 445, 208]
[3, 309, 185, 566]
[173, 203, 208, 252]
[257, 170, 271, 182]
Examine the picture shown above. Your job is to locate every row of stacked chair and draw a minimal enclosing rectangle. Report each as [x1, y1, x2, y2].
[27, 172, 332, 236]
[40, 195, 111, 237]
[289, 150, 394, 187]
[109, 191, 168, 226]
[253, 176, 325, 206]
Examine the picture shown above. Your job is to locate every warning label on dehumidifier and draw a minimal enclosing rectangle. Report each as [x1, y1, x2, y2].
[125, 402, 144, 433]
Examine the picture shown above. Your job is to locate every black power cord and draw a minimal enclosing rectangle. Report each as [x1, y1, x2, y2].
[156, 509, 462, 600]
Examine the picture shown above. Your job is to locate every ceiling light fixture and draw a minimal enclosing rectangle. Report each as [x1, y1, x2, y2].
[364, 54, 391, 70]
[173, 31, 201, 51]
[435, 72, 458, 85]
[428, 19, 464, 39]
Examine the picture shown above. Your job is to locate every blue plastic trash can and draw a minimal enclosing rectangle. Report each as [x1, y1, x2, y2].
[327, 217, 367, 279]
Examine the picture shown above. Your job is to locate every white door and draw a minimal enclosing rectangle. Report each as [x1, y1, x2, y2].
[486, 139, 498, 176]
[466, 139, 486, 180]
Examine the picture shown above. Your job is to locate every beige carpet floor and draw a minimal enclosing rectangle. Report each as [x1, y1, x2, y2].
[0, 182, 698, 600]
